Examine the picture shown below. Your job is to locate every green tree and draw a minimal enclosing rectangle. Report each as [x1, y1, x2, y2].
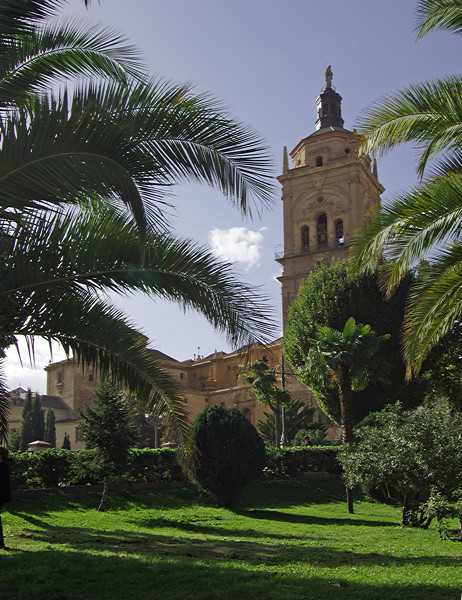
[352, 0, 462, 375]
[243, 358, 291, 448]
[341, 403, 462, 528]
[44, 409, 56, 449]
[296, 317, 389, 513]
[257, 397, 326, 446]
[19, 389, 34, 451]
[299, 318, 389, 445]
[0, 0, 276, 443]
[284, 259, 423, 425]
[31, 395, 45, 441]
[62, 433, 71, 451]
[80, 380, 139, 511]
[189, 405, 265, 507]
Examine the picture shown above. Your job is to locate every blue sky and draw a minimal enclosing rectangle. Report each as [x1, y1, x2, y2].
[6, 0, 460, 392]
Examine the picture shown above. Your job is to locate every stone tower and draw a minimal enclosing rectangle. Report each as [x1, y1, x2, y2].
[276, 67, 384, 320]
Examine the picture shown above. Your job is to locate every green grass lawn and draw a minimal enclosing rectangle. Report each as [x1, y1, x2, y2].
[0, 480, 461, 600]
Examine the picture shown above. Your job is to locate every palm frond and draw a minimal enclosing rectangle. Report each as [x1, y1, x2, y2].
[0, 0, 62, 37]
[1, 207, 278, 350]
[403, 245, 462, 375]
[1, 287, 190, 440]
[357, 76, 462, 177]
[352, 174, 462, 293]
[415, 0, 462, 39]
[0, 18, 145, 108]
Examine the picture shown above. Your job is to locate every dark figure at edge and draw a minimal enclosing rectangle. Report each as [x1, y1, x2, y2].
[0, 446, 11, 549]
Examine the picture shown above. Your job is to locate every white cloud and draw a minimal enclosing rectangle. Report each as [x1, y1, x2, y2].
[209, 227, 267, 270]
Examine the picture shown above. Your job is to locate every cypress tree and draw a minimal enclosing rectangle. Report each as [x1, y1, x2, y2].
[62, 433, 71, 450]
[44, 409, 56, 448]
[19, 389, 34, 451]
[31, 395, 45, 440]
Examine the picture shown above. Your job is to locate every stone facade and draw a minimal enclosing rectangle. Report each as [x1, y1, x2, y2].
[277, 125, 383, 321]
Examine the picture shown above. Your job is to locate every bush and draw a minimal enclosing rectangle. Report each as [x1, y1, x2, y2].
[263, 446, 341, 479]
[340, 404, 462, 527]
[190, 405, 266, 507]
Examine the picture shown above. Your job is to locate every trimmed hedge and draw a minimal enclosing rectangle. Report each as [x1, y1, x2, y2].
[8, 446, 340, 490]
[9, 447, 184, 490]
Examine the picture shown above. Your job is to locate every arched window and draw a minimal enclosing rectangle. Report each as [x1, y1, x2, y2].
[317, 214, 328, 246]
[335, 219, 344, 245]
[315, 155, 323, 167]
[301, 226, 309, 251]
[322, 103, 328, 116]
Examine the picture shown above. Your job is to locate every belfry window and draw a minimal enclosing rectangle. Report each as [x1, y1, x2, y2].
[317, 214, 328, 246]
[301, 226, 309, 250]
[335, 219, 344, 245]
[315, 155, 323, 167]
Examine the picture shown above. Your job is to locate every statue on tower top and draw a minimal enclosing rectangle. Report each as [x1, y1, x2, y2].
[325, 65, 333, 88]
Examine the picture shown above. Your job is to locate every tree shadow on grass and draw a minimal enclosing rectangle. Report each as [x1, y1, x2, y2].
[238, 479, 349, 509]
[0, 546, 459, 600]
[9, 521, 462, 571]
[239, 508, 396, 528]
[11, 484, 199, 515]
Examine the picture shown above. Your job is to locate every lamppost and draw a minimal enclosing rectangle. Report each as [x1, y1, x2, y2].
[280, 353, 289, 447]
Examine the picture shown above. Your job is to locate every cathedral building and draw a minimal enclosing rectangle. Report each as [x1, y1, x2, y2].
[10, 68, 383, 447]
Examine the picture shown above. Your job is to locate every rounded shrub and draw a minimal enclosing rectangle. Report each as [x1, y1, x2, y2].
[190, 405, 265, 507]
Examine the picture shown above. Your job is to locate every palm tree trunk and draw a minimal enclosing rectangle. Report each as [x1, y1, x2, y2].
[98, 475, 109, 512]
[337, 366, 355, 514]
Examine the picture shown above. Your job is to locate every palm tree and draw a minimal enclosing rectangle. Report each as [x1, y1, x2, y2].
[0, 1, 277, 442]
[0, 207, 276, 443]
[352, 0, 462, 376]
[300, 317, 389, 512]
[301, 318, 389, 445]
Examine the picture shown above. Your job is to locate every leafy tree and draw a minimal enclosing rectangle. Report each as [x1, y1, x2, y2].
[0, 0, 276, 443]
[62, 433, 71, 451]
[353, 0, 462, 375]
[8, 430, 20, 451]
[44, 409, 56, 449]
[284, 259, 422, 425]
[341, 403, 462, 528]
[190, 405, 265, 507]
[79, 380, 139, 511]
[297, 317, 389, 513]
[257, 397, 326, 446]
[243, 358, 291, 448]
[31, 395, 45, 441]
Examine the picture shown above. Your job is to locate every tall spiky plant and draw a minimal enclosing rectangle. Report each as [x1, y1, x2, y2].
[353, 0, 462, 375]
[0, 0, 277, 442]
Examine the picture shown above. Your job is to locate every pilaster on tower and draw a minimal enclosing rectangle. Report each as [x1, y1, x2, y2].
[276, 67, 384, 323]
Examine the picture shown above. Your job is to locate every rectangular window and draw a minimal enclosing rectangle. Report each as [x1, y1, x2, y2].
[75, 427, 83, 442]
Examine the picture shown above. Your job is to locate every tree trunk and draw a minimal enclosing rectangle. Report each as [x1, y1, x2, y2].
[98, 476, 109, 512]
[274, 408, 281, 449]
[337, 366, 355, 513]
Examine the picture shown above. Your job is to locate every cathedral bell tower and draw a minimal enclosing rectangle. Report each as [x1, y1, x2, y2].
[276, 67, 384, 320]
